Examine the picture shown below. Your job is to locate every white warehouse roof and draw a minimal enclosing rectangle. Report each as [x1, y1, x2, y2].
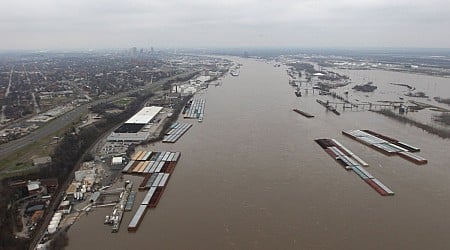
[112, 157, 123, 165]
[125, 106, 163, 124]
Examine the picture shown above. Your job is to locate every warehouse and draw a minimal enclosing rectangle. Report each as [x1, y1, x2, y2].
[107, 106, 163, 142]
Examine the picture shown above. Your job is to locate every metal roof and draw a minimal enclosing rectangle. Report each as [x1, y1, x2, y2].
[125, 106, 163, 124]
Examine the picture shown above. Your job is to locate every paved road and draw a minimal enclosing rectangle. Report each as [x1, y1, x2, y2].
[0, 71, 196, 162]
[0, 105, 87, 159]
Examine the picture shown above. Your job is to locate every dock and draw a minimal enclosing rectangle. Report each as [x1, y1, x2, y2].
[342, 129, 427, 164]
[292, 108, 314, 118]
[105, 180, 133, 233]
[315, 138, 394, 196]
[162, 122, 193, 143]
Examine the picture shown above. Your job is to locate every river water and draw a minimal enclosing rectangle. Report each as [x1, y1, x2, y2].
[67, 58, 450, 250]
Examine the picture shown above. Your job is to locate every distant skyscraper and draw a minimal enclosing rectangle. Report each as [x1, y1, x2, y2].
[130, 47, 137, 57]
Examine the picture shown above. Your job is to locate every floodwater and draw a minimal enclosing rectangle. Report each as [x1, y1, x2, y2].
[67, 58, 450, 250]
[330, 68, 450, 128]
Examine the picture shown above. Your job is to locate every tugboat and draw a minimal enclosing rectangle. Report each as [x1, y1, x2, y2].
[104, 215, 112, 224]
[399, 105, 406, 114]
[295, 88, 302, 97]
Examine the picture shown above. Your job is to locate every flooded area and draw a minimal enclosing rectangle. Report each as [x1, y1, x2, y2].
[329, 68, 450, 128]
[67, 58, 450, 249]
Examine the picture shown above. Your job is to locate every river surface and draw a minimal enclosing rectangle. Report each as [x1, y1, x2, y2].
[67, 58, 450, 250]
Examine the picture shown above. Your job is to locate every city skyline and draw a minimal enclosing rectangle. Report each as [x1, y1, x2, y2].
[1, 0, 450, 50]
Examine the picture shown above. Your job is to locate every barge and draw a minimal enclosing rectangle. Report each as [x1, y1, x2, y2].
[128, 205, 147, 232]
[184, 98, 205, 120]
[342, 129, 426, 164]
[124, 151, 181, 232]
[292, 108, 314, 118]
[123, 151, 181, 174]
[315, 138, 394, 196]
[163, 123, 193, 143]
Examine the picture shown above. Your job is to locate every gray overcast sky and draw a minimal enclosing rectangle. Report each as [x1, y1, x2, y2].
[1, 0, 449, 50]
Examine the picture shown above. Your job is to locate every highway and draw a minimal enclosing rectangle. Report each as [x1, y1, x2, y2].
[0, 102, 88, 159]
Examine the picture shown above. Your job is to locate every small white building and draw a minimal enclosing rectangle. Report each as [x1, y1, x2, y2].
[112, 157, 123, 166]
[27, 181, 41, 194]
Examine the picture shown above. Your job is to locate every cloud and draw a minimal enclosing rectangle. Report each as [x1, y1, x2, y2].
[0, 0, 449, 49]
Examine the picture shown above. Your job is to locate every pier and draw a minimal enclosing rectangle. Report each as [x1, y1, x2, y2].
[103, 180, 133, 233]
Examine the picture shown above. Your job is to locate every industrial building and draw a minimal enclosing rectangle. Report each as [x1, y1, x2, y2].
[107, 106, 163, 142]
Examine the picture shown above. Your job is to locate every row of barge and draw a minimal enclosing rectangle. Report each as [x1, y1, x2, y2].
[162, 122, 193, 143]
[315, 138, 394, 196]
[184, 98, 205, 120]
[123, 151, 181, 232]
[292, 108, 314, 118]
[342, 129, 427, 165]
